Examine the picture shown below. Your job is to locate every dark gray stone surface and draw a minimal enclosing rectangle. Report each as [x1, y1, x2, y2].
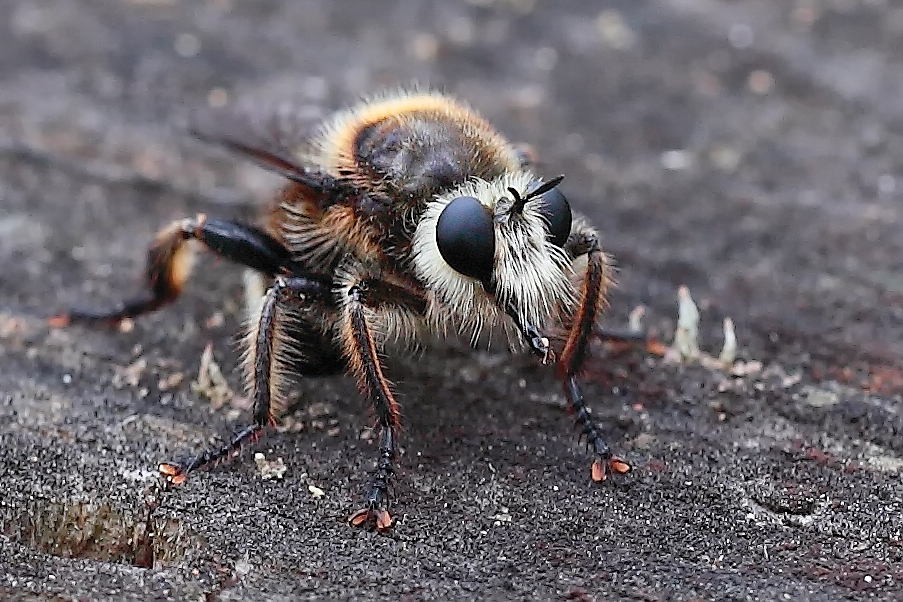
[1, 0, 901, 600]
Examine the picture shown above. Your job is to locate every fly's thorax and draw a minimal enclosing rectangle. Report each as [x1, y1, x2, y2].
[310, 90, 522, 204]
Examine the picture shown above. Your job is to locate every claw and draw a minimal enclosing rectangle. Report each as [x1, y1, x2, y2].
[349, 508, 370, 528]
[159, 462, 188, 486]
[349, 507, 394, 532]
[610, 457, 631, 474]
[591, 457, 631, 483]
[591, 459, 607, 482]
[376, 508, 394, 531]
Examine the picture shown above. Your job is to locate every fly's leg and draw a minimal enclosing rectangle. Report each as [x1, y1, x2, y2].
[560, 224, 632, 482]
[159, 275, 334, 483]
[338, 274, 427, 532]
[51, 215, 292, 326]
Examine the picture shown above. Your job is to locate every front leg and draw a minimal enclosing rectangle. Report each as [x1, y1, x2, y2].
[338, 272, 426, 532]
[561, 224, 632, 482]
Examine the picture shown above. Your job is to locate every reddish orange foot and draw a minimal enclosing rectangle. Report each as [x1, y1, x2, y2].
[591, 457, 632, 483]
[349, 507, 394, 532]
[159, 462, 189, 486]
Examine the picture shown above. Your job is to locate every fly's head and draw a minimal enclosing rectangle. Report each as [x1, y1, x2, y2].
[413, 172, 577, 351]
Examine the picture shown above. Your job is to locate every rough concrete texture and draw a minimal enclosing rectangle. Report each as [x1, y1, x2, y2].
[1, 0, 902, 600]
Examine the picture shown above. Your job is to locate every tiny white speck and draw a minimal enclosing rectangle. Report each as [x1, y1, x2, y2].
[234, 558, 252, 577]
[877, 174, 896, 195]
[175, 33, 201, 58]
[448, 16, 475, 45]
[728, 24, 754, 49]
[302, 76, 329, 101]
[62, 374, 72, 384]
[534, 47, 558, 70]
[661, 149, 692, 171]
[596, 10, 636, 49]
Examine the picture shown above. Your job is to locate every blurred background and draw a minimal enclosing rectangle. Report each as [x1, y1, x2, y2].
[1, 1, 901, 600]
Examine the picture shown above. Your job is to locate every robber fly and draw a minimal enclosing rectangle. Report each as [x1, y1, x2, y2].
[54, 89, 631, 531]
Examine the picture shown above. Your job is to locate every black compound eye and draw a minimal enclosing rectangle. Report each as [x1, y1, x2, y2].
[436, 196, 495, 282]
[535, 187, 572, 247]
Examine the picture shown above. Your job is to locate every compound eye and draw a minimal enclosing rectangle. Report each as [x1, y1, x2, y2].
[535, 187, 572, 247]
[436, 196, 495, 283]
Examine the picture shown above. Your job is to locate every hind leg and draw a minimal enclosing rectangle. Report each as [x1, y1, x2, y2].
[52, 215, 294, 326]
